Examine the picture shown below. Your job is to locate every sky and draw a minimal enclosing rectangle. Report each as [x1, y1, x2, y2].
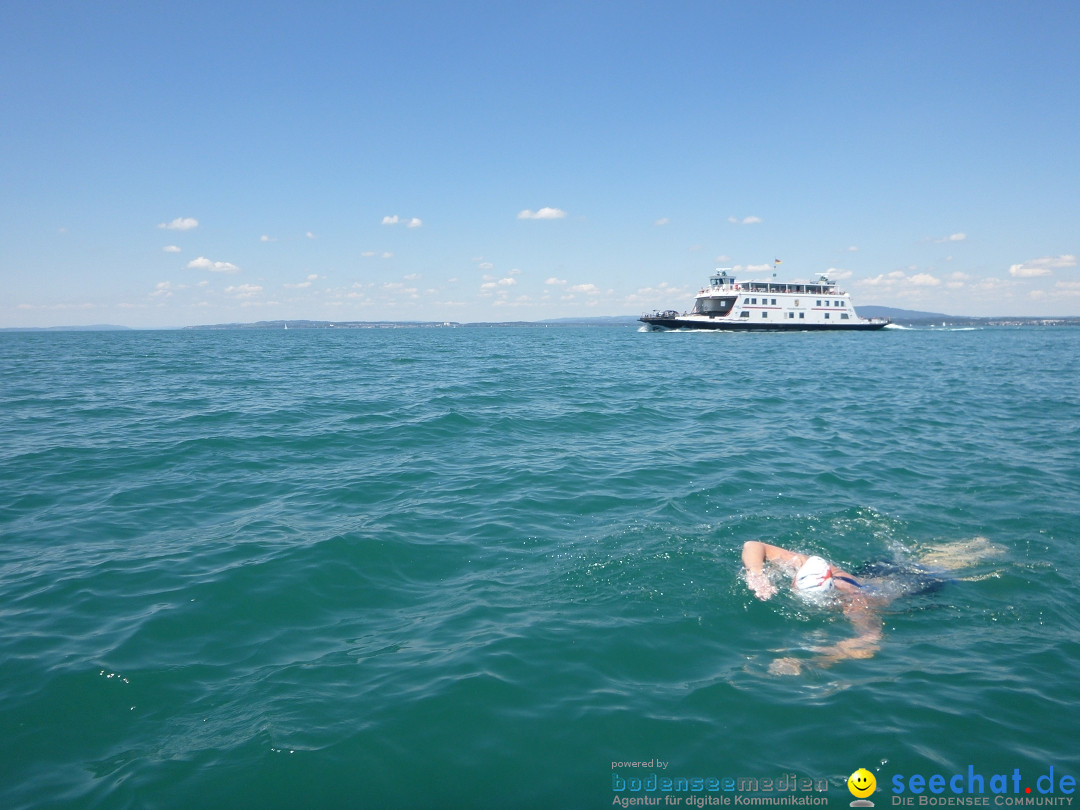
[2, 0, 1078, 327]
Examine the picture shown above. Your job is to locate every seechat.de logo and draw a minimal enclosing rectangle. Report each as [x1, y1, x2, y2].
[850, 768, 878, 807]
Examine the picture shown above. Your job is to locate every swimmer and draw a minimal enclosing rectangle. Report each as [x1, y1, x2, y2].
[741, 540, 885, 675]
[741, 537, 1001, 675]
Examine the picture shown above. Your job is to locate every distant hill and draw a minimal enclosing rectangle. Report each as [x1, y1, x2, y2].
[858, 306, 1080, 326]
[185, 320, 458, 330]
[858, 306, 955, 323]
[537, 315, 641, 325]
[184, 317, 644, 330]
[0, 324, 133, 332]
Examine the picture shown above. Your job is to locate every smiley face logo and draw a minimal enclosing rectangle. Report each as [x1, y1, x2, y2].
[848, 768, 877, 799]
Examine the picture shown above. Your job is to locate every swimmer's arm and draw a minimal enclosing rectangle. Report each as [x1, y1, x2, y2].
[812, 598, 883, 667]
[741, 541, 807, 600]
[742, 541, 808, 570]
[770, 618, 883, 677]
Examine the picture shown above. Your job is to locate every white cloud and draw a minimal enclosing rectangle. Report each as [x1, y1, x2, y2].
[946, 272, 972, 289]
[381, 282, 419, 295]
[969, 277, 1015, 294]
[518, 207, 567, 220]
[625, 281, 687, 304]
[848, 246, 859, 252]
[934, 232, 967, 243]
[910, 273, 942, 287]
[260, 235, 277, 242]
[188, 256, 240, 273]
[1009, 255, 1076, 277]
[158, 217, 199, 231]
[728, 216, 762, 225]
[151, 281, 184, 298]
[1008, 265, 1050, 278]
[569, 283, 600, 294]
[306, 231, 316, 239]
[545, 277, 567, 286]
[861, 270, 908, 287]
[163, 245, 181, 253]
[824, 267, 853, 280]
[478, 262, 494, 270]
[654, 217, 670, 226]
[381, 215, 423, 228]
[1054, 281, 1080, 296]
[225, 284, 262, 298]
[480, 277, 518, 293]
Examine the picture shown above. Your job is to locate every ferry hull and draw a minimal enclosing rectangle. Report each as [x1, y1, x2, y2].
[640, 316, 889, 332]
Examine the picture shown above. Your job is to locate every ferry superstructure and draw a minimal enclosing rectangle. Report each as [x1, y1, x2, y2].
[640, 269, 889, 332]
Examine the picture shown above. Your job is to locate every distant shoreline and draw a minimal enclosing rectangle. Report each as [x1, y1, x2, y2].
[4, 312, 1080, 332]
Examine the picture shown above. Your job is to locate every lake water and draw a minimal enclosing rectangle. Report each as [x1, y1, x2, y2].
[2, 325, 1078, 809]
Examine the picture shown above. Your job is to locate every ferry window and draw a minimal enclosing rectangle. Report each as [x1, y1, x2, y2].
[841, 313, 849, 319]
[740, 311, 750, 318]
[788, 312, 794, 318]
[816, 300, 821, 306]
[752, 298, 757, 305]
[824, 312, 830, 319]
[799, 312, 805, 319]
[771, 299, 777, 305]
[762, 311, 768, 318]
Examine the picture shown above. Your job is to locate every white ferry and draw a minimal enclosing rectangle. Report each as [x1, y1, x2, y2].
[640, 269, 889, 331]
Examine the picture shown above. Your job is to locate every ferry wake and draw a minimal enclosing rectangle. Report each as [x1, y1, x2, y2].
[641, 268, 889, 332]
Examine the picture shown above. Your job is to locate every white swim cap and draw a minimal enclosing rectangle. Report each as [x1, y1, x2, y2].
[794, 556, 834, 594]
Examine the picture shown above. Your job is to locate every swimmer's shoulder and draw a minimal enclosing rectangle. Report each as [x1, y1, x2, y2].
[833, 571, 863, 591]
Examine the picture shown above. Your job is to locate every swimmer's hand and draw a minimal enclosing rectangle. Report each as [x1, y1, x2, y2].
[769, 657, 803, 676]
[745, 570, 778, 600]
[810, 635, 880, 663]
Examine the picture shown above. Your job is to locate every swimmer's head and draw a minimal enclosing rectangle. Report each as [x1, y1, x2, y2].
[794, 556, 834, 595]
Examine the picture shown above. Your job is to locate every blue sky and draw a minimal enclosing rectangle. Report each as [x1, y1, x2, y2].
[2, 0, 1078, 327]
